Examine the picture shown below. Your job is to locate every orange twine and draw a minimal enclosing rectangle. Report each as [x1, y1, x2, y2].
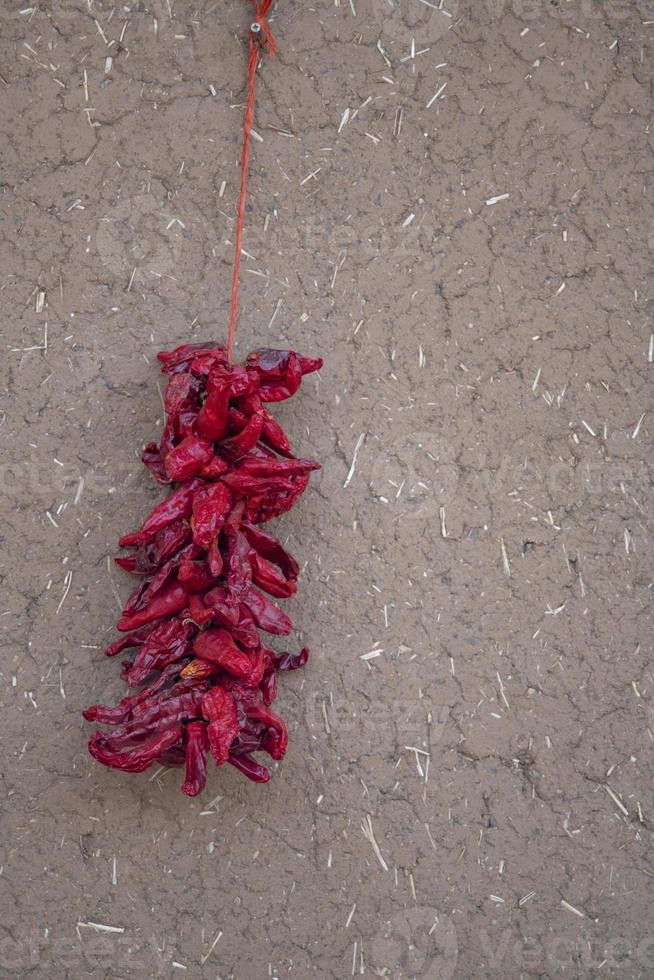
[226, 0, 277, 363]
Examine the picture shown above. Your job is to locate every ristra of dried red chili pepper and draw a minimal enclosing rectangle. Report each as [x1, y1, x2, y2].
[84, 343, 322, 794]
[84, 2, 322, 795]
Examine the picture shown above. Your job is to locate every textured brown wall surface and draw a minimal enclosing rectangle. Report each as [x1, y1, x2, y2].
[1, 1, 652, 977]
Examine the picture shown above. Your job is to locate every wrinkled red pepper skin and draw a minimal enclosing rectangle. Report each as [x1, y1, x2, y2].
[228, 752, 270, 782]
[116, 581, 188, 632]
[115, 521, 192, 575]
[119, 479, 203, 547]
[225, 527, 254, 603]
[241, 522, 299, 580]
[125, 618, 193, 687]
[164, 435, 214, 481]
[85, 345, 322, 793]
[193, 628, 253, 679]
[104, 690, 205, 745]
[196, 386, 230, 441]
[191, 483, 232, 548]
[243, 588, 292, 636]
[83, 662, 181, 724]
[89, 726, 183, 773]
[178, 559, 216, 593]
[201, 687, 240, 765]
[252, 553, 297, 598]
[260, 665, 277, 705]
[182, 721, 210, 796]
[204, 586, 241, 626]
[271, 646, 310, 671]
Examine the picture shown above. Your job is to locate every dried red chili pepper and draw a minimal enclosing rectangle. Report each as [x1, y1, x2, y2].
[243, 587, 292, 635]
[141, 442, 172, 485]
[225, 528, 254, 603]
[180, 659, 216, 681]
[231, 606, 262, 650]
[207, 535, 224, 578]
[251, 553, 297, 598]
[89, 726, 183, 773]
[235, 456, 319, 478]
[165, 372, 202, 414]
[156, 746, 187, 768]
[107, 689, 204, 743]
[196, 386, 230, 441]
[192, 628, 253, 679]
[260, 664, 277, 705]
[116, 581, 188, 632]
[119, 479, 202, 547]
[178, 559, 216, 593]
[270, 646, 310, 671]
[235, 393, 294, 457]
[242, 474, 311, 524]
[228, 752, 270, 783]
[115, 521, 192, 575]
[247, 347, 322, 379]
[104, 625, 156, 658]
[187, 592, 215, 627]
[83, 663, 181, 725]
[125, 617, 193, 687]
[201, 687, 240, 766]
[191, 483, 231, 548]
[218, 409, 264, 460]
[158, 342, 227, 374]
[164, 435, 214, 481]
[123, 542, 198, 613]
[199, 456, 230, 480]
[241, 521, 299, 580]
[182, 721, 210, 796]
[204, 586, 241, 626]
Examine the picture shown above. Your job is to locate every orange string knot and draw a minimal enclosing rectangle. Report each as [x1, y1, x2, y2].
[250, 0, 277, 55]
